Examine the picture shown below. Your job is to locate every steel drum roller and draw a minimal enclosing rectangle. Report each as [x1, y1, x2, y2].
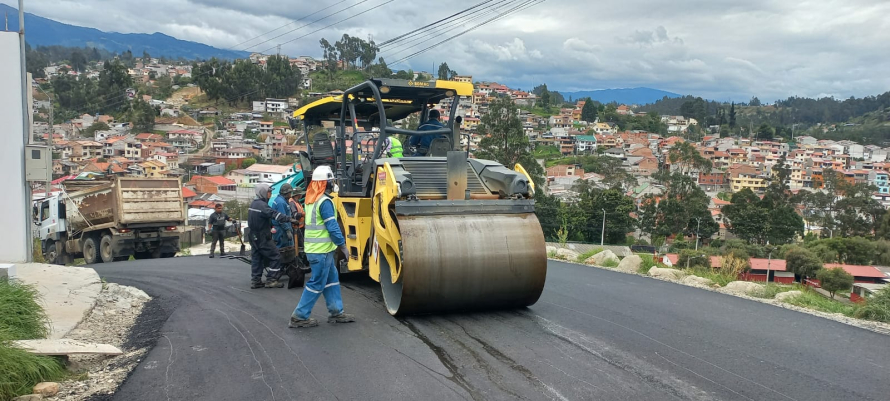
[380, 213, 547, 315]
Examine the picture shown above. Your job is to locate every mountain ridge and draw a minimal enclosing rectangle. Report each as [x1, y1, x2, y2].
[1, 3, 248, 60]
[560, 87, 682, 105]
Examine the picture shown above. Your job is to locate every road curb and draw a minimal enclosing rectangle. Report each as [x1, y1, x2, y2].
[548, 258, 890, 336]
[13, 263, 103, 339]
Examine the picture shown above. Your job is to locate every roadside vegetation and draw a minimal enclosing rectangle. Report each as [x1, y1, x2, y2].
[0, 278, 67, 399]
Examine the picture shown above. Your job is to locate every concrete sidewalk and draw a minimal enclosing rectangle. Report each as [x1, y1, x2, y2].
[13, 263, 103, 339]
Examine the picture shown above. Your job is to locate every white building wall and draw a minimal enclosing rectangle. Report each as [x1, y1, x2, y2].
[0, 32, 31, 262]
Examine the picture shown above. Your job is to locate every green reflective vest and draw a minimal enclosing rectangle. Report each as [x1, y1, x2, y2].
[303, 195, 338, 254]
[388, 137, 403, 158]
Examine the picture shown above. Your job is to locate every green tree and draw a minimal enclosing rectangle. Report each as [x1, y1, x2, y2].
[437, 62, 456, 80]
[126, 99, 157, 132]
[816, 267, 854, 299]
[580, 98, 598, 123]
[678, 249, 709, 269]
[785, 247, 823, 280]
[667, 141, 712, 174]
[82, 122, 110, 138]
[756, 123, 774, 140]
[241, 158, 257, 168]
[749, 96, 761, 107]
[474, 96, 544, 187]
[142, 50, 151, 64]
[70, 50, 87, 73]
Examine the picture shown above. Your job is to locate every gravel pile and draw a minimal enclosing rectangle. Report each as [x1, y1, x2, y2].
[55, 283, 152, 401]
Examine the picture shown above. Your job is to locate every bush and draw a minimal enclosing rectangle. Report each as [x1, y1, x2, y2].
[785, 247, 823, 279]
[854, 287, 890, 323]
[816, 267, 854, 299]
[677, 249, 709, 269]
[719, 254, 750, 278]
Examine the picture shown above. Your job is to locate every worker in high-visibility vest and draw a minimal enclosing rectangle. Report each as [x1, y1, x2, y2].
[385, 136, 403, 158]
[289, 165, 356, 328]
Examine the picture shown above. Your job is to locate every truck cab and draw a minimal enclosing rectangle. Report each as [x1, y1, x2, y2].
[34, 196, 69, 264]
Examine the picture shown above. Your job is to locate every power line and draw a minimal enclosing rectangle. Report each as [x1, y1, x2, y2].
[381, 0, 513, 57]
[244, 0, 376, 52]
[256, 0, 397, 54]
[229, 1, 345, 51]
[388, 0, 545, 66]
[377, 0, 498, 47]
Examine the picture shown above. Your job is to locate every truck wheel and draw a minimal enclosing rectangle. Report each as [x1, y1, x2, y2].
[83, 237, 101, 264]
[44, 241, 60, 264]
[286, 265, 305, 289]
[100, 235, 115, 263]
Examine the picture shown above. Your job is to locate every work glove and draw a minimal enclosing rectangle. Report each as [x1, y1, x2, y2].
[339, 245, 349, 260]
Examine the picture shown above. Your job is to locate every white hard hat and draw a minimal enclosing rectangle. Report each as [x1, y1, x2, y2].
[312, 165, 335, 181]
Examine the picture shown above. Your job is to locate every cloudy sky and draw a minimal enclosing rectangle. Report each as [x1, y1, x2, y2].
[15, 0, 890, 100]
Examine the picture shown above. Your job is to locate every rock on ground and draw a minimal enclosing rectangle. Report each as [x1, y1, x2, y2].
[776, 290, 803, 302]
[33, 382, 60, 397]
[649, 267, 684, 280]
[555, 248, 579, 261]
[682, 275, 715, 288]
[586, 250, 619, 266]
[546, 246, 558, 255]
[720, 281, 765, 296]
[616, 255, 642, 273]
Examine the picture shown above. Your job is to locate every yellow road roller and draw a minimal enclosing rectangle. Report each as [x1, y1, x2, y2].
[289, 79, 546, 315]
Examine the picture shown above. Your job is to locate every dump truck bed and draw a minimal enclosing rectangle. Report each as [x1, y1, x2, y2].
[63, 178, 185, 232]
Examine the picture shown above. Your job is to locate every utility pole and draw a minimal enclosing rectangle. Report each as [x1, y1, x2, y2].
[600, 208, 606, 247]
[694, 217, 701, 251]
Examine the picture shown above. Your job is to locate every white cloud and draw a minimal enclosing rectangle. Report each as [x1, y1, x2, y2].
[11, 0, 890, 100]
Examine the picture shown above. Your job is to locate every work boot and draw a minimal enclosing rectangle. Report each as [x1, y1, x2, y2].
[288, 316, 318, 328]
[328, 313, 356, 324]
[209, 254, 215, 258]
[250, 281, 265, 289]
[265, 280, 284, 288]
[220, 252, 227, 256]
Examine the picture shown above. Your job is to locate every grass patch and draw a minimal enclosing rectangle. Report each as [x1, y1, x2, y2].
[0, 341, 67, 399]
[547, 250, 558, 259]
[0, 278, 67, 400]
[784, 289, 856, 316]
[602, 258, 620, 268]
[750, 283, 801, 299]
[0, 279, 50, 340]
[853, 287, 890, 323]
[636, 254, 669, 275]
[686, 267, 737, 287]
[576, 248, 604, 263]
[32, 238, 45, 264]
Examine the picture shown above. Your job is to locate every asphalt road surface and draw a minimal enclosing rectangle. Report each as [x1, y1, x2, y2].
[90, 258, 890, 401]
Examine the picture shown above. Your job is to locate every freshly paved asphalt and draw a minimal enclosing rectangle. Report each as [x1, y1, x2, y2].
[90, 258, 890, 401]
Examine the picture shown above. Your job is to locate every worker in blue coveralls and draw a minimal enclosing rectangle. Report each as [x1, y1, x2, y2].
[408, 109, 445, 156]
[288, 165, 355, 328]
[271, 183, 295, 249]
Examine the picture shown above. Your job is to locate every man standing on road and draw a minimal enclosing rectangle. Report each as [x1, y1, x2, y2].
[207, 203, 232, 258]
[271, 183, 294, 249]
[289, 166, 355, 328]
[248, 184, 291, 289]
